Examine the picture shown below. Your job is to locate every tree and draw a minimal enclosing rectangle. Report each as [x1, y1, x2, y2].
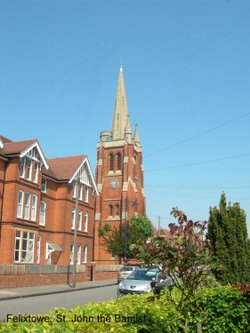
[208, 193, 250, 284]
[131, 208, 214, 333]
[98, 215, 153, 261]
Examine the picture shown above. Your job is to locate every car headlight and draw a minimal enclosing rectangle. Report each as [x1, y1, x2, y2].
[118, 283, 124, 289]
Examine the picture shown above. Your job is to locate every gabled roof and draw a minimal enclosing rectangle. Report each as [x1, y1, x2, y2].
[3, 139, 49, 170]
[3, 139, 37, 155]
[46, 155, 87, 180]
[0, 135, 12, 156]
[0, 135, 12, 144]
[45, 155, 99, 194]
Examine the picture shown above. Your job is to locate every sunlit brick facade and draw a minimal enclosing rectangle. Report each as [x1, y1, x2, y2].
[0, 135, 98, 268]
[94, 67, 146, 264]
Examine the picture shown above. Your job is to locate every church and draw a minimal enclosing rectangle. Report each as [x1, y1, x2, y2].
[0, 67, 146, 287]
[94, 66, 146, 264]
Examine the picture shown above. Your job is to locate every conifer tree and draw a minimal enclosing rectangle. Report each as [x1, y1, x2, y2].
[208, 193, 250, 284]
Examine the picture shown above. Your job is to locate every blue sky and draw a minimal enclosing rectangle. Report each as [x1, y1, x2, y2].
[1, 0, 250, 234]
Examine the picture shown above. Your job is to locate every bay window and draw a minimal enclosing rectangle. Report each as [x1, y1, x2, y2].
[14, 230, 35, 263]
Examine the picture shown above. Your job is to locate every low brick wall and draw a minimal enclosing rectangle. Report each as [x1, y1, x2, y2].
[0, 264, 121, 288]
[0, 264, 87, 289]
[0, 273, 87, 288]
[92, 264, 121, 281]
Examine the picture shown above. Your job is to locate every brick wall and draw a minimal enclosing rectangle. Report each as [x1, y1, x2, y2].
[0, 272, 88, 288]
[0, 264, 119, 288]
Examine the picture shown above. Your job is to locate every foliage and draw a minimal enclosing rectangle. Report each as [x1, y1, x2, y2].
[129, 216, 154, 239]
[208, 193, 250, 284]
[234, 283, 250, 304]
[0, 286, 249, 333]
[131, 208, 216, 332]
[98, 215, 153, 260]
[186, 286, 250, 333]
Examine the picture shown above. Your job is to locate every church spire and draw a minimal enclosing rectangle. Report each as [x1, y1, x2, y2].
[125, 114, 132, 143]
[134, 123, 141, 144]
[111, 66, 131, 140]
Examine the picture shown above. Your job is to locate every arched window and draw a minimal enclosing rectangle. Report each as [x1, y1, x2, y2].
[109, 204, 113, 216]
[109, 153, 114, 171]
[115, 204, 119, 216]
[116, 152, 122, 171]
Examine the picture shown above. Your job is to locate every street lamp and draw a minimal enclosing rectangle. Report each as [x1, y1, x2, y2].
[72, 175, 80, 288]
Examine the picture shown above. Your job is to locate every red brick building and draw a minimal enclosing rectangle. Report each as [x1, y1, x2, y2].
[94, 66, 146, 264]
[0, 67, 147, 286]
[0, 135, 98, 269]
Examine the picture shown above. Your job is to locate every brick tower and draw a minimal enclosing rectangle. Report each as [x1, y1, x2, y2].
[94, 66, 146, 264]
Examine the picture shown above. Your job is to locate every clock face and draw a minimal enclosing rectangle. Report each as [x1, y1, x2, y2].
[105, 136, 111, 141]
[109, 179, 119, 189]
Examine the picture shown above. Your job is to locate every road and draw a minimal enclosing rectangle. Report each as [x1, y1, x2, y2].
[0, 285, 117, 321]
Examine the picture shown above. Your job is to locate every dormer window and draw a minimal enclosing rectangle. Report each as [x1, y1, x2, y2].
[27, 159, 32, 180]
[33, 163, 39, 183]
[84, 186, 89, 203]
[20, 158, 26, 178]
[19, 156, 40, 184]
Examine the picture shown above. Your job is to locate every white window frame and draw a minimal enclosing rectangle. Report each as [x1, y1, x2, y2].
[39, 201, 46, 226]
[20, 157, 26, 178]
[83, 245, 88, 263]
[24, 193, 31, 220]
[70, 244, 74, 265]
[84, 211, 88, 232]
[36, 236, 41, 264]
[79, 184, 83, 200]
[17, 190, 24, 218]
[41, 178, 47, 193]
[77, 245, 81, 265]
[72, 182, 76, 198]
[71, 208, 76, 229]
[14, 230, 35, 263]
[78, 210, 82, 231]
[33, 162, 39, 183]
[31, 194, 37, 222]
[27, 159, 32, 180]
[84, 186, 89, 203]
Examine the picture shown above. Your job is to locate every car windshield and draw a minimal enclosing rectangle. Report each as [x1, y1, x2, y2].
[120, 266, 134, 272]
[127, 269, 157, 281]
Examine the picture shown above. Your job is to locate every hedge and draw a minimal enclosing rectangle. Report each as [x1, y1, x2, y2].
[0, 286, 249, 333]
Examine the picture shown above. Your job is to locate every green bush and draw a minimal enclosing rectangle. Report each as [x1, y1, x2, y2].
[184, 286, 250, 333]
[0, 286, 249, 333]
[0, 293, 183, 333]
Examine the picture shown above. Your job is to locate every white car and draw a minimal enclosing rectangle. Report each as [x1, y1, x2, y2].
[117, 265, 140, 283]
[117, 268, 173, 297]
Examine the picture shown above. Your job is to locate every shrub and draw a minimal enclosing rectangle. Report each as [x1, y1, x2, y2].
[0, 286, 249, 333]
[185, 286, 250, 333]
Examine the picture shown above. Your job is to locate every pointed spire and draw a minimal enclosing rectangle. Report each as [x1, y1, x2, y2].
[125, 114, 132, 143]
[111, 66, 130, 140]
[134, 123, 141, 144]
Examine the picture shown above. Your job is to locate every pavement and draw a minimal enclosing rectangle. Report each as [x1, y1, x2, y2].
[0, 279, 117, 301]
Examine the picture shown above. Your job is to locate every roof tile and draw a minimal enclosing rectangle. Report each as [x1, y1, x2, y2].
[3, 139, 36, 155]
[45, 155, 86, 180]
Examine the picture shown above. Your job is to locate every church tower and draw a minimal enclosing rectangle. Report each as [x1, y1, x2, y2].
[94, 66, 146, 264]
